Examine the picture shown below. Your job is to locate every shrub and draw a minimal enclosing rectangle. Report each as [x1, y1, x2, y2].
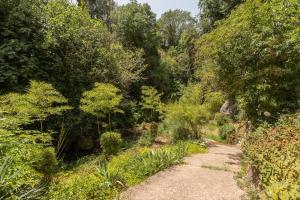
[204, 92, 224, 114]
[214, 113, 231, 126]
[243, 113, 300, 199]
[100, 132, 123, 155]
[219, 124, 236, 142]
[137, 132, 154, 146]
[48, 173, 118, 200]
[161, 103, 210, 142]
[140, 86, 163, 121]
[35, 147, 58, 174]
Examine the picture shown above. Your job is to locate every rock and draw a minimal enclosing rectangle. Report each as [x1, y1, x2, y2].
[220, 100, 238, 116]
[263, 111, 271, 117]
[154, 136, 170, 144]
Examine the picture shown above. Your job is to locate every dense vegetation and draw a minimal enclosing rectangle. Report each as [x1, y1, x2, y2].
[0, 0, 299, 199]
[243, 114, 299, 199]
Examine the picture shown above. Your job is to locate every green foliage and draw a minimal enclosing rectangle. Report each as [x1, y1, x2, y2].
[159, 27, 199, 95]
[219, 123, 236, 143]
[80, 83, 123, 132]
[0, 129, 55, 199]
[108, 142, 205, 185]
[140, 86, 163, 121]
[161, 84, 221, 142]
[0, 81, 68, 198]
[0, 0, 46, 91]
[158, 9, 196, 48]
[48, 173, 118, 200]
[47, 142, 206, 199]
[36, 147, 58, 174]
[204, 92, 224, 114]
[214, 113, 232, 126]
[137, 132, 153, 147]
[100, 132, 123, 155]
[112, 0, 159, 56]
[243, 113, 300, 199]
[112, 0, 165, 92]
[195, 0, 300, 123]
[81, 0, 116, 27]
[26, 80, 72, 131]
[80, 83, 123, 117]
[198, 0, 243, 33]
[45, 0, 146, 95]
[161, 103, 210, 142]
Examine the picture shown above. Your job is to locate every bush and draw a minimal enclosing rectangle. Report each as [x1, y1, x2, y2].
[137, 132, 154, 146]
[214, 113, 231, 126]
[219, 124, 236, 144]
[35, 147, 58, 174]
[243, 113, 300, 199]
[100, 132, 123, 155]
[161, 103, 210, 142]
[205, 92, 224, 114]
[48, 173, 118, 200]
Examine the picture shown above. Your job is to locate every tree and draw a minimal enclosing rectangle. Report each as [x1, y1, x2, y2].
[0, 80, 71, 132]
[44, 0, 145, 99]
[112, 0, 158, 55]
[80, 83, 123, 134]
[24, 80, 72, 132]
[140, 86, 163, 121]
[195, 0, 300, 123]
[158, 9, 196, 49]
[0, 0, 46, 92]
[0, 82, 63, 198]
[112, 0, 164, 90]
[44, 0, 145, 139]
[77, 0, 116, 28]
[198, 0, 243, 33]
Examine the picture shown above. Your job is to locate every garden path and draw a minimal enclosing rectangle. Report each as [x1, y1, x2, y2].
[120, 143, 244, 200]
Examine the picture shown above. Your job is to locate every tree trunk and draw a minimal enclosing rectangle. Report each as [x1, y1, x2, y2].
[96, 116, 101, 135]
[40, 121, 43, 132]
[108, 112, 111, 131]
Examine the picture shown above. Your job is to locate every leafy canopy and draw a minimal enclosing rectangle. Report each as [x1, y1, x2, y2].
[80, 83, 123, 117]
[198, 0, 243, 33]
[26, 80, 72, 122]
[158, 9, 196, 48]
[195, 0, 300, 122]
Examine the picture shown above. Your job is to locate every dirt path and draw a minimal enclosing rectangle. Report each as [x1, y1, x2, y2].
[120, 143, 244, 200]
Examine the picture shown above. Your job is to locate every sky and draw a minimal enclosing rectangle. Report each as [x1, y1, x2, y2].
[115, 0, 199, 18]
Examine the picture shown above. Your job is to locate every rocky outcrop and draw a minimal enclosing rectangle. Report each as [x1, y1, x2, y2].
[220, 100, 238, 116]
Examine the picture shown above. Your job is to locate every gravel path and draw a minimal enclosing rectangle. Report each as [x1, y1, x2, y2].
[120, 143, 244, 200]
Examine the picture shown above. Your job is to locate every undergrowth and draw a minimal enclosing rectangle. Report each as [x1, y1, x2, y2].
[242, 113, 300, 199]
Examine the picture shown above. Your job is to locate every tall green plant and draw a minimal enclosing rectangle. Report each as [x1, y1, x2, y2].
[140, 86, 163, 121]
[26, 80, 72, 132]
[80, 83, 123, 134]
